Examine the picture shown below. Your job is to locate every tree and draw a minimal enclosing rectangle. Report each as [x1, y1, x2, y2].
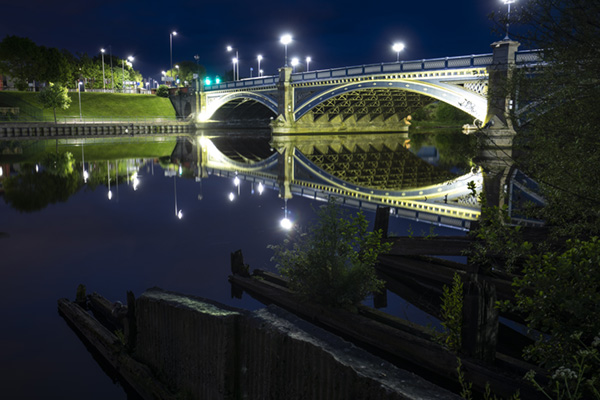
[500, 0, 600, 239]
[269, 199, 391, 308]
[166, 60, 206, 87]
[38, 83, 72, 123]
[0, 35, 39, 90]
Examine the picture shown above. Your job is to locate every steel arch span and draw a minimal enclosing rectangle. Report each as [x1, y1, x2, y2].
[198, 91, 278, 122]
[294, 79, 488, 123]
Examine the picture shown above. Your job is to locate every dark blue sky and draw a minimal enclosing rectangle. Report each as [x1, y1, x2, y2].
[1, 0, 511, 80]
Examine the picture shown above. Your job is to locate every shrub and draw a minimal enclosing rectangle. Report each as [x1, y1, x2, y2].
[156, 85, 169, 98]
[270, 199, 391, 308]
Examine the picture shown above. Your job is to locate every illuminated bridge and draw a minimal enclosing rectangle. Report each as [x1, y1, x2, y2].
[173, 135, 483, 230]
[194, 41, 542, 135]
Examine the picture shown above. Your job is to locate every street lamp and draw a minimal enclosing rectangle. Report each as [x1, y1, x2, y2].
[280, 34, 292, 67]
[306, 56, 311, 72]
[502, 0, 516, 40]
[392, 42, 405, 62]
[227, 45, 239, 81]
[100, 48, 106, 91]
[291, 57, 299, 72]
[170, 31, 177, 85]
[232, 57, 238, 81]
[77, 80, 83, 121]
[257, 55, 263, 76]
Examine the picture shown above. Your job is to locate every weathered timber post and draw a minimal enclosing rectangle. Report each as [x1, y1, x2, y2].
[479, 39, 520, 208]
[461, 263, 499, 362]
[374, 206, 390, 239]
[126, 290, 137, 352]
[373, 206, 390, 308]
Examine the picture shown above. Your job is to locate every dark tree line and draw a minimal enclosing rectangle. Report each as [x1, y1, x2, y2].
[0, 35, 142, 91]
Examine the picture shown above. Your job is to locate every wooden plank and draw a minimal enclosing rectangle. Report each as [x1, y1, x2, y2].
[58, 298, 177, 400]
[385, 236, 472, 256]
[228, 275, 542, 399]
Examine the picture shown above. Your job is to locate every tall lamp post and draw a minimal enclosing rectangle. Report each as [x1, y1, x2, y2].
[170, 31, 177, 85]
[280, 34, 292, 67]
[306, 56, 311, 72]
[100, 48, 106, 91]
[227, 45, 239, 81]
[502, 0, 516, 40]
[77, 81, 83, 121]
[392, 42, 405, 62]
[257, 55, 263, 76]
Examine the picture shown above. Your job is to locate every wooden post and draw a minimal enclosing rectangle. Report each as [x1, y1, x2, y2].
[461, 263, 499, 362]
[126, 291, 136, 352]
[374, 206, 390, 239]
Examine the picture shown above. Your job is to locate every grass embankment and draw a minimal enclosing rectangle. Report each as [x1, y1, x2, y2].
[0, 91, 175, 119]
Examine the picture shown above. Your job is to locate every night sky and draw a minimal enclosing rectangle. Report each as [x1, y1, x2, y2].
[1, 0, 512, 81]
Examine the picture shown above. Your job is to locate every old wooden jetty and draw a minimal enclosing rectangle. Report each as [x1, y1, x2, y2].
[59, 285, 464, 400]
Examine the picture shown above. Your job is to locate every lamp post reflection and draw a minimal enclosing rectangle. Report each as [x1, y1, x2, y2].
[81, 140, 88, 182]
[174, 171, 182, 219]
[107, 161, 112, 200]
[280, 199, 293, 230]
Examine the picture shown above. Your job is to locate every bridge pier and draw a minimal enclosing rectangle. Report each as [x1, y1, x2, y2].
[479, 39, 521, 208]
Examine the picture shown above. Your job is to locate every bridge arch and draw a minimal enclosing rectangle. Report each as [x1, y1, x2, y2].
[198, 91, 278, 122]
[294, 79, 487, 123]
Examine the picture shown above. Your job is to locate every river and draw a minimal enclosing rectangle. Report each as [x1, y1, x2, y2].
[0, 131, 472, 399]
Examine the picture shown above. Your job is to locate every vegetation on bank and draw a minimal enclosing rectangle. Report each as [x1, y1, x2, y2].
[410, 102, 473, 128]
[0, 91, 175, 120]
[466, 0, 600, 398]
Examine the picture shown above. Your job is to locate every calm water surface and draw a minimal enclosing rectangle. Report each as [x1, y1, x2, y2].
[0, 136, 464, 399]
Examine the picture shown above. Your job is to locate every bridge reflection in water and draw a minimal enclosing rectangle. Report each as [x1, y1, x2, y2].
[172, 132, 482, 230]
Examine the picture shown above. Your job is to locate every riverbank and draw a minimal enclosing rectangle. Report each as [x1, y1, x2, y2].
[0, 91, 175, 121]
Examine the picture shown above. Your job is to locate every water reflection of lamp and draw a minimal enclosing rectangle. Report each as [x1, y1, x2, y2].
[229, 192, 235, 202]
[107, 161, 112, 200]
[280, 199, 293, 230]
[234, 175, 240, 195]
[174, 173, 182, 219]
[81, 140, 88, 182]
[132, 171, 139, 191]
[258, 182, 264, 195]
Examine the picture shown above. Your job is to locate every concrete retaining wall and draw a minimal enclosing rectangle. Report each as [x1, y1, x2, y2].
[134, 287, 460, 400]
[0, 123, 193, 139]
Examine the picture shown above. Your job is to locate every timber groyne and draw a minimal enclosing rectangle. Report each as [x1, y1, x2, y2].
[59, 287, 461, 400]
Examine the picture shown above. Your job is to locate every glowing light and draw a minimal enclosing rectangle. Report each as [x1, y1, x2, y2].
[280, 34, 292, 45]
[83, 170, 89, 182]
[280, 217, 293, 230]
[229, 192, 235, 202]
[291, 57, 299, 67]
[177, 210, 183, 219]
[0, 166, 3, 177]
[234, 177, 240, 186]
[258, 182, 264, 195]
[392, 43, 405, 53]
[108, 190, 113, 200]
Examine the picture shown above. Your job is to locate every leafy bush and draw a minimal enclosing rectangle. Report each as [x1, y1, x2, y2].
[270, 199, 391, 308]
[156, 85, 169, 98]
[438, 272, 463, 353]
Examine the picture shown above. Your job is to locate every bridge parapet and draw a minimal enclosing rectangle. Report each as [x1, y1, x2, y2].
[203, 50, 543, 92]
